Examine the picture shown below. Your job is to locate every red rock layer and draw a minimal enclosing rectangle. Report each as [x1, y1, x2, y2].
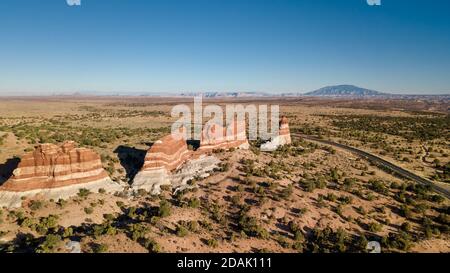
[198, 119, 249, 152]
[0, 141, 109, 192]
[279, 116, 292, 144]
[141, 132, 192, 172]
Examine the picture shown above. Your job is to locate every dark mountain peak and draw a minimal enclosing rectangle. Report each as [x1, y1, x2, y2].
[305, 85, 387, 97]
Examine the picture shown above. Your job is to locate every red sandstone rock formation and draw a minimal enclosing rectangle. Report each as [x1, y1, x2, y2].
[279, 116, 292, 145]
[198, 119, 249, 152]
[0, 141, 110, 192]
[260, 116, 292, 151]
[140, 130, 192, 173]
[133, 129, 192, 193]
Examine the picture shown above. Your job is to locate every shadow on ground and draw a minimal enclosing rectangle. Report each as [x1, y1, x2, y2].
[113, 146, 147, 184]
[0, 157, 20, 186]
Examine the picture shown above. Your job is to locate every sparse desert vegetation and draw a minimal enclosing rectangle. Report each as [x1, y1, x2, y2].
[0, 97, 449, 253]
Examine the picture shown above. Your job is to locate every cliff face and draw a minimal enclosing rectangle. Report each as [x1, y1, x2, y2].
[133, 130, 192, 194]
[1, 141, 109, 192]
[140, 134, 192, 173]
[0, 141, 122, 208]
[198, 119, 249, 152]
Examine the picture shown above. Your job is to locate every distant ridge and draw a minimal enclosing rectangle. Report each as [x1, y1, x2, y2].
[179, 91, 271, 98]
[305, 85, 387, 97]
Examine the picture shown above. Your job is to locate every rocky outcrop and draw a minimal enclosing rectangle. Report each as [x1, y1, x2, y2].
[132, 130, 192, 194]
[0, 141, 122, 208]
[260, 116, 292, 152]
[141, 133, 192, 172]
[171, 155, 221, 193]
[198, 119, 249, 152]
[132, 126, 224, 194]
[279, 116, 292, 145]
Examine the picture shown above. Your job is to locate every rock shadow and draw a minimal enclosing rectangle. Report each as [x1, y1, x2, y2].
[187, 140, 200, 150]
[114, 145, 147, 183]
[0, 157, 20, 186]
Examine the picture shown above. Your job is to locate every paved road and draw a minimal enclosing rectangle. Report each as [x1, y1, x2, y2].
[292, 134, 450, 199]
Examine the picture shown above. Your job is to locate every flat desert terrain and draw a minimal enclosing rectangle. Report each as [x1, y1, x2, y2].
[0, 96, 448, 253]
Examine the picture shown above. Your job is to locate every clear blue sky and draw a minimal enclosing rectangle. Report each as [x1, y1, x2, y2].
[0, 0, 449, 95]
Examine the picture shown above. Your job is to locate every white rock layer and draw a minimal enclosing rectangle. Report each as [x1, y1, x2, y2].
[0, 178, 124, 208]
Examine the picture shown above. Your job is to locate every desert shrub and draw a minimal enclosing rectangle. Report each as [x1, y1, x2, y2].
[62, 227, 73, 238]
[343, 178, 356, 191]
[116, 201, 125, 208]
[325, 193, 337, 202]
[238, 212, 269, 239]
[382, 231, 412, 251]
[103, 213, 115, 222]
[400, 205, 412, 219]
[369, 179, 389, 195]
[206, 238, 219, 248]
[280, 184, 294, 199]
[143, 238, 161, 253]
[276, 234, 291, 248]
[338, 195, 353, 205]
[36, 234, 62, 253]
[400, 222, 411, 232]
[231, 194, 242, 206]
[200, 220, 213, 231]
[187, 221, 199, 232]
[77, 188, 91, 198]
[56, 199, 67, 208]
[84, 207, 94, 215]
[158, 199, 171, 218]
[219, 162, 230, 172]
[368, 222, 383, 233]
[188, 198, 200, 209]
[92, 243, 108, 253]
[301, 180, 316, 192]
[176, 225, 189, 237]
[129, 223, 149, 241]
[29, 200, 44, 211]
[355, 206, 366, 215]
[35, 215, 59, 234]
[357, 234, 369, 252]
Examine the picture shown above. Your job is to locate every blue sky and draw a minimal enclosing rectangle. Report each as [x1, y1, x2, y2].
[0, 0, 449, 95]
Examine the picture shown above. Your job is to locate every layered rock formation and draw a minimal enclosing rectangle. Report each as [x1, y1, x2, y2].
[132, 125, 224, 194]
[132, 130, 192, 194]
[0, 141, 122, 208]
[279, 116, 292, 145]
[140, 133, 192, 172]
[198, 119, 249, 152]
[260, 116, 292, 152]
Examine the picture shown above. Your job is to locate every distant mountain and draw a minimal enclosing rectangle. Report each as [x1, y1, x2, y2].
[305, 85, 388, 97]
[179, 92, 271, 98]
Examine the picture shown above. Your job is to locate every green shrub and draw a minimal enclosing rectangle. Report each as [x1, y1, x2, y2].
[143, 238, 161, 253]
[188, 198, 200, 208]
[92, 243, 108, 253]
[29, 200, 44, 211]
[36, 234, 62, 253]
[158, 200, 171, 218]
[176, 225, 189, 237]
[77, 188, 91, 198]
[206, 238, 219, 248]
[84, 207, 94, 214]
[56, 199, 67, 208]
